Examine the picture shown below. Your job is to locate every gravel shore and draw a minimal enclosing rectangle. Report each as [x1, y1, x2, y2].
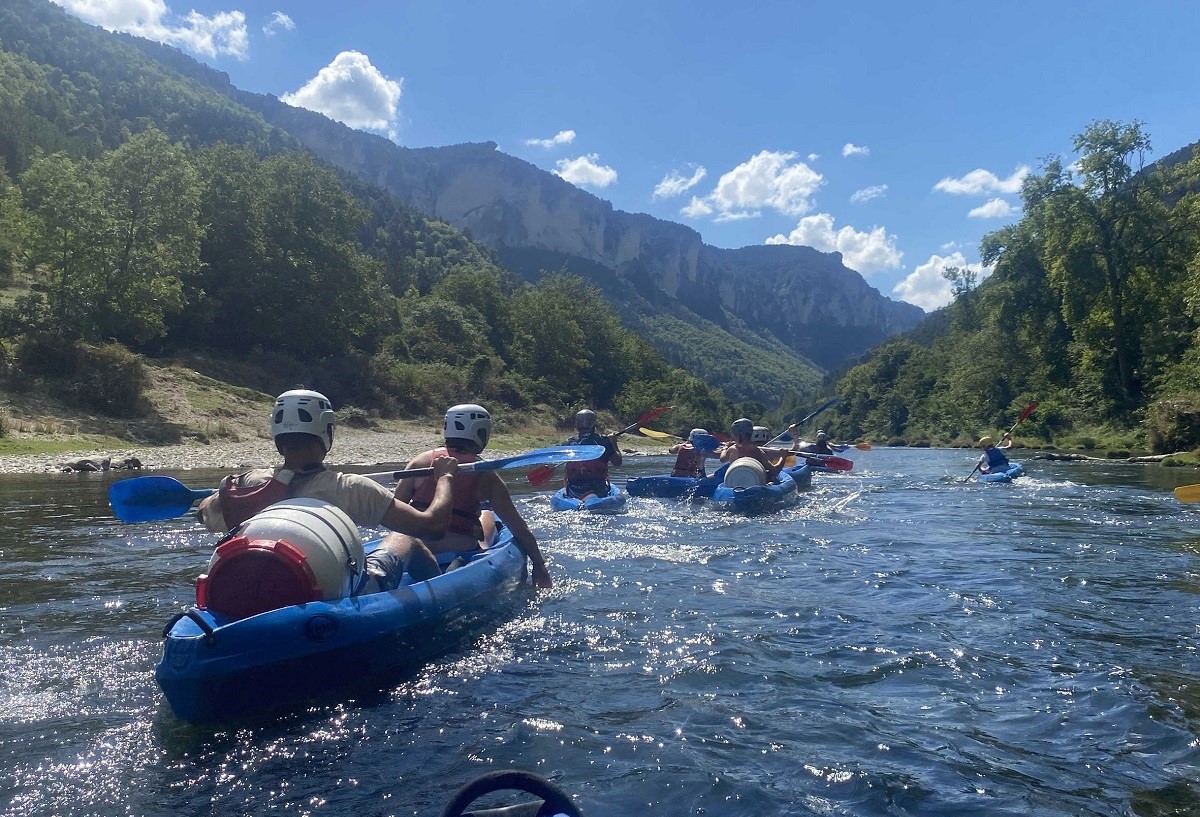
[1, 428, 666, 475]
[1, 428, 447, 475]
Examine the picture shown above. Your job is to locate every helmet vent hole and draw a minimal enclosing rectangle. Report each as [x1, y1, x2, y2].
[298, 409, 313, 422]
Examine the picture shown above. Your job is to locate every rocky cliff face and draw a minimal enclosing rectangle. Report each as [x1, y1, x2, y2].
[237, 91, 924, 369]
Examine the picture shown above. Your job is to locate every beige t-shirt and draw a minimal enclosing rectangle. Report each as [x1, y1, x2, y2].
[196, 467, 394, 533]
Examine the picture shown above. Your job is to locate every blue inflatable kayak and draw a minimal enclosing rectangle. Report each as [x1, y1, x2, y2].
[626, 474, 715, 499]
[155, 522, 528, 724]
[550, 483, 627, 513]
[978, 463, 1025, 482]
[710, 467, 798, 513]
[783, 462, 814, 489]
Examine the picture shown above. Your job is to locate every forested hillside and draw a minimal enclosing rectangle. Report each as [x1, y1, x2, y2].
[815, 121, 1200, 452]
[0, 0, 750, 434]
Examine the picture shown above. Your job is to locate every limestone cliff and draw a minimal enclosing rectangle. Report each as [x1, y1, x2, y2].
[234, 92, 923, 370]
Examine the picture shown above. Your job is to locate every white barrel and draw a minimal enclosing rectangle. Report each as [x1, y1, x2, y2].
[723, 456, 766, 488]
[206, 498, 364, 600]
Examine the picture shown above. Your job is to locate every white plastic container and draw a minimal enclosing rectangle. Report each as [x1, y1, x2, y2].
[723, 456, 766, 488]
[206, 498, 364, 600]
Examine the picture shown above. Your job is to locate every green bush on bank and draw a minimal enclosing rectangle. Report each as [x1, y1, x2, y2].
[11, 333, 148, 416]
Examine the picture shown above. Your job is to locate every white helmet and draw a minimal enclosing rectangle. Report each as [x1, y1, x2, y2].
[272, 389, 337, 452]
[444, 403, 491, 451]
[575, 409, 597, 432]
[816, 430, 828, 441]
[751, 426, 770, 444]
[689, 428, 708, 440]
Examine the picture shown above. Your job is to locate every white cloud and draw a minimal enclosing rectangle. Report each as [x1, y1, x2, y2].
[940, 240, 963, 251]
[54, 0, 249, 59]
[807, 153, 820, 162]
[282, 51, 402, 136]
[890, 251, 993, 311]
[555, 154, 618, 188]
[842, 143, 870, 158]
[766, 213, 902, 275]
[934, 165, 1029, 195]
[850, 184, 888, 204]
[653, 166, 707, 199]
[968, 198, 1018, 218]
[681, 151, 823, 221]
[263, 11, 294, 36]
[525, 129, 576, 149]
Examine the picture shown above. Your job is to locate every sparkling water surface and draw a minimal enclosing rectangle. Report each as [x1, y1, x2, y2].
[1, 448, 1198, 816]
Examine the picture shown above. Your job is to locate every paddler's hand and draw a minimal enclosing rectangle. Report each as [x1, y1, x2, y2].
[430, 455, 458, 479]
[531, 557, 553, 589]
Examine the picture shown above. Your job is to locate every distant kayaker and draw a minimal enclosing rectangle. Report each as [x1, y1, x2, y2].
[720, 418, 785, 481]
[394, 404, 553, 589]
[670, 428, 717, 477]
[561, 408, 623, 502]
[196, 389, 457, 590]
[977, 433, 1013, 474]
[798, 430, 837, 456]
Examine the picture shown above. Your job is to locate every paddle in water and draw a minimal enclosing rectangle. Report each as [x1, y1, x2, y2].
[110, 444, 607, 523]
[527, 405, 673, 486]
[964, 401, 1038, 482]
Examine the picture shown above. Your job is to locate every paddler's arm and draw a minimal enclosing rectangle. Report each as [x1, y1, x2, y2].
[381, 455, 457, 536]
[195, 491, 225, 533]
[482, 473, 552, 589]
[607, 433, 623, 467]
[391, 451, 432, 503]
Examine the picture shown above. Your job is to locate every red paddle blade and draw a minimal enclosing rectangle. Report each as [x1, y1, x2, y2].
[527, 464, 557, 486]
[637, 405, 674, 425]
[818, 456, 854, 471]
[1018, 401, 1038, 423]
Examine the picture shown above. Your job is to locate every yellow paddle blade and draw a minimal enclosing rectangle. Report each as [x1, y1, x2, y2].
[1174, 483, 1200, 503]
[638, 426, 677, 440]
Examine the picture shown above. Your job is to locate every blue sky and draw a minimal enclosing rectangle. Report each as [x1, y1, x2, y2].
[53, 0, 1200, 311]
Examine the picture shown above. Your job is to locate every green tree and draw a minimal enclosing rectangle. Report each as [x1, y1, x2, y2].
[1020, 120, 1179, 414]
[20, 127, 202, 344]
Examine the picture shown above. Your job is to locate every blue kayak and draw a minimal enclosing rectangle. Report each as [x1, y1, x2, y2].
[710, 466, 798, 513]
[978, 463, 1025, 482]
[155, 522, 528, 724]
[783, 462, 814, 489]
[550, 483, 627, 513]
[626, 474, 715, 500]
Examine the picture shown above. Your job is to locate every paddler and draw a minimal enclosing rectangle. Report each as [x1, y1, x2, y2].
[977, 433, 1013, 474]
[719, 418, 786, 481]
[196, 389, 457, 589]
[393, 404, 553, 589]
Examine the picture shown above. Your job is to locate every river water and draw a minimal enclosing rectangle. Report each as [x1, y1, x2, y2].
[1, 448, 1198, 816]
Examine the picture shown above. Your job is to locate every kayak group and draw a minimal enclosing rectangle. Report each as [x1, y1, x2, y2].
[111, 390, 1025, 722]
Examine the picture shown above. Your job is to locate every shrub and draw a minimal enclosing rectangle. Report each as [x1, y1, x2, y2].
[13, 334, 148, 417]
[1147, 395, 1200, 454]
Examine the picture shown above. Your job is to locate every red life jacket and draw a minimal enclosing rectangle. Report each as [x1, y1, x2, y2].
[218, 470, 295, 529]
[409, 447, 483, 538]
[672, 446, 708, 477]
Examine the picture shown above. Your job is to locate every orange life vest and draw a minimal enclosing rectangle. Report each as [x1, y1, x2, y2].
[409, 447, 483, 538]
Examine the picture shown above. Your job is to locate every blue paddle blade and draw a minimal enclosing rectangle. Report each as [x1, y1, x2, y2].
[480, 444, 606, 471]
[693, 434, 721, 452]
[109, 476, 215, 523]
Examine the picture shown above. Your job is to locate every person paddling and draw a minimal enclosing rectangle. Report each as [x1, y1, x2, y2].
[670, 428, 718, 477]
[196, 389, 456, 590]
[719, 418, 785, 481]
[393, 404, 553, 589]
[562, 408, 623, 501]
[798, 430, 837, 456]
[976, 433, 1013, 475]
